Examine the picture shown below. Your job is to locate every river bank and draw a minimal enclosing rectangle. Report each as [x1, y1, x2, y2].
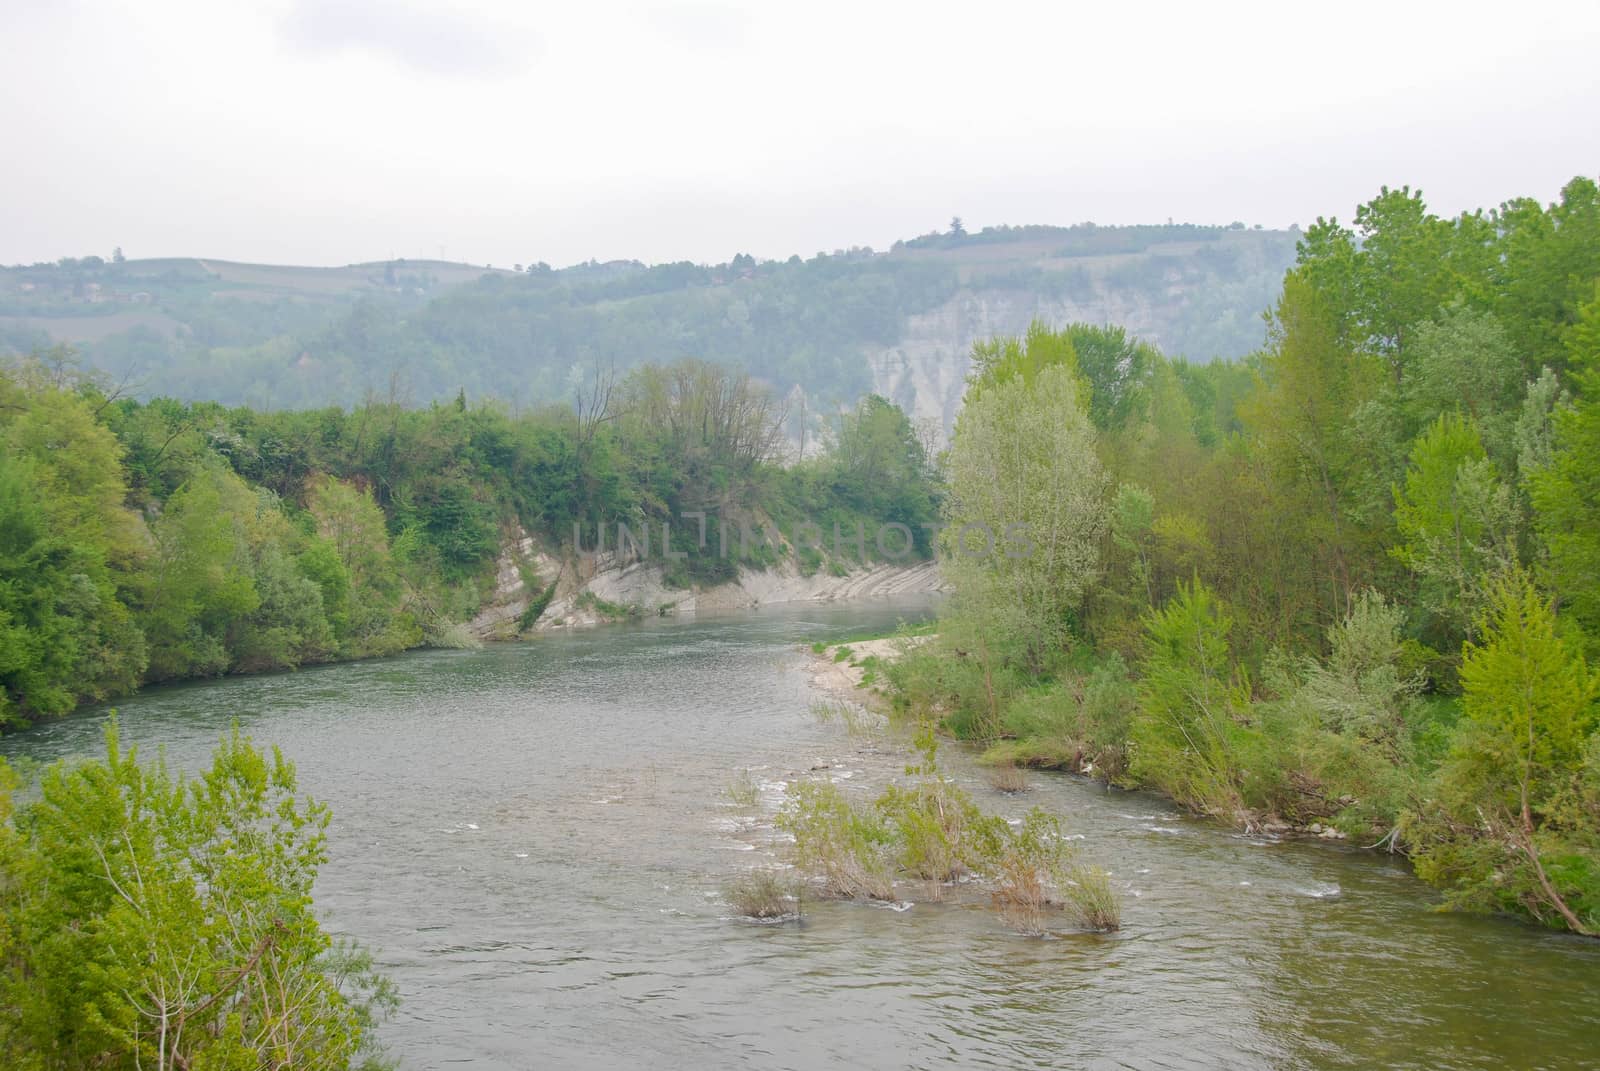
[469, 528, 947, 638]
[5, 600, 1598, 1068]
[803, 635, 1376, 855]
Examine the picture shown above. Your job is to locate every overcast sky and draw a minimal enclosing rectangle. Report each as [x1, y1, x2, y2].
[4, 0, 1598, 269]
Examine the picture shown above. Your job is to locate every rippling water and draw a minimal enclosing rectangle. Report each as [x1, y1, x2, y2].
[4, 598, 1597, 1070]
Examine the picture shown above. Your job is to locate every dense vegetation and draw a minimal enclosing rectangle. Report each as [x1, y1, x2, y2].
[0, 723, 396, 1069]
[0, 223, 1297, 412]
[890, 177, 1600, 936]
[0, 354, 938, 728]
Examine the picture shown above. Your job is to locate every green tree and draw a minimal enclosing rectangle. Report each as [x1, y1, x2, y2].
[1403, 304, 1524, 461]
[140, 466, 263, 680]
[1392, 413, 1518, 645]
[0, 723, 397, 1068]
[825, 394, 936, 543]
[1064, 323, 1156, 432]
[965, 320, 1085, 402]
[1349, 186, 1463, 376]
[0, 373, 147, 720]
[306, 476, 418, 658]
[1407, 574, 1599, 932]
[1243, 272, 1382, 624]
[1531, 284, 1600, 646]
[1492, 176, 1600, 378]
[944, 359, 1106, 669]
[1127, 579, 1246, 816]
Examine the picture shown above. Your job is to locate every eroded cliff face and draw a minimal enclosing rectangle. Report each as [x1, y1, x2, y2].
[468, 528, 945, 639]
[865, 283, 1250, 440]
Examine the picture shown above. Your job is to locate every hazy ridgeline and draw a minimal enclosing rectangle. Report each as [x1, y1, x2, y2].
[0, 221, 1297, 416]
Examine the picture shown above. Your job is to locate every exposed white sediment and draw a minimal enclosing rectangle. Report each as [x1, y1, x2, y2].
[468, 528, 945, 638]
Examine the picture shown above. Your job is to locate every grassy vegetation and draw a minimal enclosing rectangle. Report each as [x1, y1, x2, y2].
[1061, 866, 1122, 933]
[725, 870, 804, 921]
[725, 769, 762, 810]
[777, 781, 897, 901]
[574, 591, 643, 621]
[985, 764, 1029, 793]
[808, 700, 882, 740]
[777, 728, 1122, 932]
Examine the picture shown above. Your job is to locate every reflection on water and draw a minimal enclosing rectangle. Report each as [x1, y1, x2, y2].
[4, 597, 1597, 1070]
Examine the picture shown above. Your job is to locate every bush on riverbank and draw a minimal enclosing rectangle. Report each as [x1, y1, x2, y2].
[0, 721, 396, 1069]
[726, 869, 804, 921]
[890, 175, 1600, 934]
[778, 730, 1122, 933]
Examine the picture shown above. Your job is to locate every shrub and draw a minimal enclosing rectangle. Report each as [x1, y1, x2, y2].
[425, 619, 482, 650]
[777, 781, 896, 900]
[574, 591, 641, 620]
[978, 808, 1121, 934]
[725, 769, 761, 809]
[983, 809, 1069, 935]
[517, 579, 558, 630]
[726, 870, 802, 920]
[1079, 654, 1138, 777]
[810, 699, 882, 739]
[1128, 579, 1247, 816]
[1061, 864, 1122, 932]
[986, 764, 1029, 793]
[877, 744, 995, 899]
[1403, 574, 1600, 933]
[0, 722, 397, 1069]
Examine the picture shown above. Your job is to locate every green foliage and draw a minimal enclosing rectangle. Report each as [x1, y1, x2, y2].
[1392, 414, 1518, 645]
[517, 579, 558, 632]
[573, 591, 641, 620]
[1246, 592, 1434, 835]
[725, 869, 802, 921]
[874, 175, 1600, 934]
[0, 352, 938, 726]
[1403, 305, 1524, 458]
[875, 727, 999, 896]
[1531, 284, 1600, 647]
[724, 768, 762, 810]
[0, 721, 396, 1069]
[776, 780, 896, 901]
[981, 807, 1072, 935]
[776, 730, 1121, 933]
[945, 350, 1107, 670]
[0, 375, 145, 722]
[1405, 574, 1599, 932]
[967, 320, 1087, 401]
[1128, 580, 1247, 817]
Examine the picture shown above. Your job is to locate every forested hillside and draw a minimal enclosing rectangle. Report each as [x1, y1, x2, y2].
[0, 223, 1296, 424]
[891, 176, 1600, 935]
[0, 355, 938, 727]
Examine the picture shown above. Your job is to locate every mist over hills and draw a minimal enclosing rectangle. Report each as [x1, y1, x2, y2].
[1, 221, 1297, 431]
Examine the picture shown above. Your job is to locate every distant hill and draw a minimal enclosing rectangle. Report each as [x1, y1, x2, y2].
[1, 223, 1298, 432]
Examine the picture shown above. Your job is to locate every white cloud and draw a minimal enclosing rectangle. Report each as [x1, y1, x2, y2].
[1, 0, 1597, 267]
[278, 0, 540, 78]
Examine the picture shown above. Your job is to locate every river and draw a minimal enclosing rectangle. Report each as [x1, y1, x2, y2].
[3, 598, 1597, 1070]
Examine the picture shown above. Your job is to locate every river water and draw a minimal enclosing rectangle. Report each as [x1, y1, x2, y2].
[3, 598, 1597, 1070]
